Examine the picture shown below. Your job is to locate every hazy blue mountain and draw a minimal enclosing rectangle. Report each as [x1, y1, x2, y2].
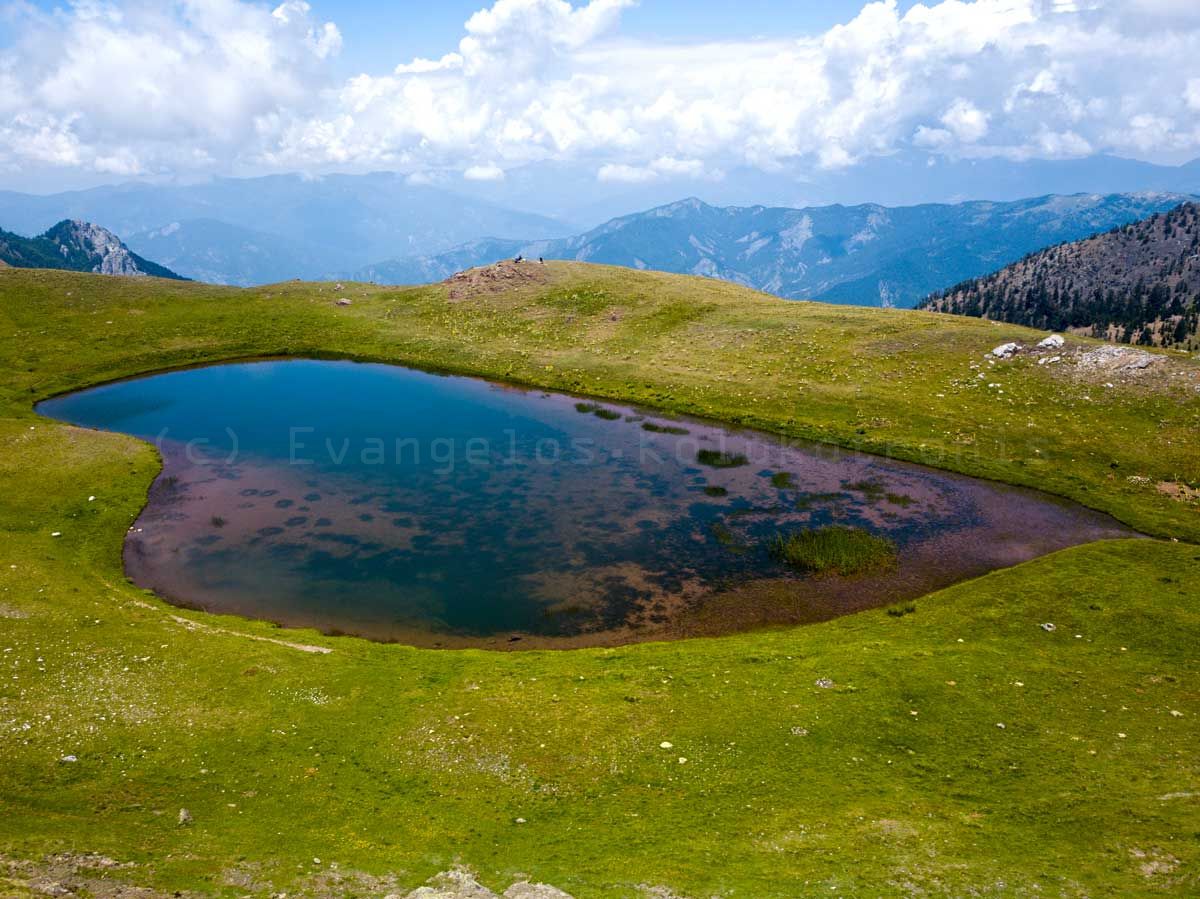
[3, 155, 1197, 287]
[0, 220, 183, 279]
[357, 193, 1196, 307]
[0, 173, 576, 284]
[447, 152, 1200, 225]
[123, 219, 334, 286]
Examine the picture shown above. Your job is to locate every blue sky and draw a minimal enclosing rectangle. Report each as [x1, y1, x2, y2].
[305, 1, 906, 76]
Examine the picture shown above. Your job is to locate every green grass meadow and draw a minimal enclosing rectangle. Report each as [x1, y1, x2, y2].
[1, 264, 1198, 896]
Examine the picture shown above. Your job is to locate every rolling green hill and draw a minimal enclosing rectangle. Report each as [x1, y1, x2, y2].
[0, 263, 1197, 897]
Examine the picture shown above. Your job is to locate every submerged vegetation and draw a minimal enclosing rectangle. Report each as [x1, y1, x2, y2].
[574, 400, 622, 420]
[0, 263, 1198, 896]
[642, 421, 690, 435]
[697, 449, 749, 468]
[770, 471, 796, 489]
[769, 525, 898, 575]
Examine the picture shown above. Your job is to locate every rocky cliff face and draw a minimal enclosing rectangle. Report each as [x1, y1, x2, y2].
[44, 220, 155, 276]
[0, 220, 184, 279]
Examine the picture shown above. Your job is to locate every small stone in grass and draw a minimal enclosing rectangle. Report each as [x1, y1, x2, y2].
[50, 532, 61, 537]
[60, 755, 77, 763]
[996, 723, 1006, 729]
[659, 741, 673, 749]
[1040, 622, 1056, 632]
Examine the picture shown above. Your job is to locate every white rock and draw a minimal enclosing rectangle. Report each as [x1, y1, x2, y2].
[503, 884, 575, 899]
[1037, 334, 1065, 349]
[60, 754, 77, 763]
[990, 342, 1022, 359]
[659, 741, 673, 749]
[405, 868, 500, 899]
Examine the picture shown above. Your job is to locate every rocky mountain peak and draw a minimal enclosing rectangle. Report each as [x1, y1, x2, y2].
[44, 219, 149, 276]
[0, 220, 184, 279]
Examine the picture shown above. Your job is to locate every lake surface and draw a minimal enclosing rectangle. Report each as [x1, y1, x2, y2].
[38, 359, 1134, 647]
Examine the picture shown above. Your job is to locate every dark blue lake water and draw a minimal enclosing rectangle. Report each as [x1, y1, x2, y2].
[38, 359, 1133, 647]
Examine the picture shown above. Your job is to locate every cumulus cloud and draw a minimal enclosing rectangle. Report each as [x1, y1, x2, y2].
[0, 0, 339, 174]
[463, 163, 506, 181]
[2, 0, 1200, 182]
[598, 156, 715, 183]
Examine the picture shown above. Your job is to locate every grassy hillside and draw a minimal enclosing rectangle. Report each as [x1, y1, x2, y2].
[1, 263, 1198, 897]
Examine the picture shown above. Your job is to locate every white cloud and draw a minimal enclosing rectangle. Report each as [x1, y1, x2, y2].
[394, 53, 463, 75]
[1187, 78, 1200, 111]
[941, 99, 989, 144]
[597, 163, 657, 183]
[2, 0, 1200, 183]
[597, 156, 713, 183]
[463, 163, 506, 181]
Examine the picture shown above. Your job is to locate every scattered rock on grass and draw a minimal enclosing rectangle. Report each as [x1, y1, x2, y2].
[504, 883, 575, 898]
[990, 342, 1022, 359]
[1077, 345, 1158, 373]
[1037, 334, 1065, 349]
[400, 868, 578, 898]
[177, 808, 192, 826]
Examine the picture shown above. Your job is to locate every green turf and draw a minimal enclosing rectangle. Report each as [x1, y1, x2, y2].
[769, 526, 898, 575]
[0, 264, 1198, 897]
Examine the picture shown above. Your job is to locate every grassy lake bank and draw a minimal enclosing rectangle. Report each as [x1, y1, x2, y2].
[1, 263, 1198, 896]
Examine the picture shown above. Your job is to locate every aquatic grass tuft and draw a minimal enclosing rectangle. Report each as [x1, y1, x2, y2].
[643, 421, 690, 435]
[770, 472, 796, 489]
[704, 485, 729, 497]
[698, 449, 748, 468]
[844, 478, 886, 502]
[575, 401, 621, 420]
[769, 526, 897, 576]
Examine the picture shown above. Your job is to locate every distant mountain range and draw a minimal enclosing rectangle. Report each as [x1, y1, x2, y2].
[357, 193, 1196, 308]
[0, 173, 575, 286]
[439, 151, 1200, 225]
[0, 220, 183, 279]
[921, 203, 1200, 349]
[1, 153, 1199, 289]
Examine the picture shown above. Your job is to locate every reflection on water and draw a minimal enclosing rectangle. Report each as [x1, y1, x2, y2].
[38, 359, 1134, 647]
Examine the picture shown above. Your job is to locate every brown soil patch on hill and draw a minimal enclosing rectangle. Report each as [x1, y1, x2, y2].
[444, 259, 549, 300]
